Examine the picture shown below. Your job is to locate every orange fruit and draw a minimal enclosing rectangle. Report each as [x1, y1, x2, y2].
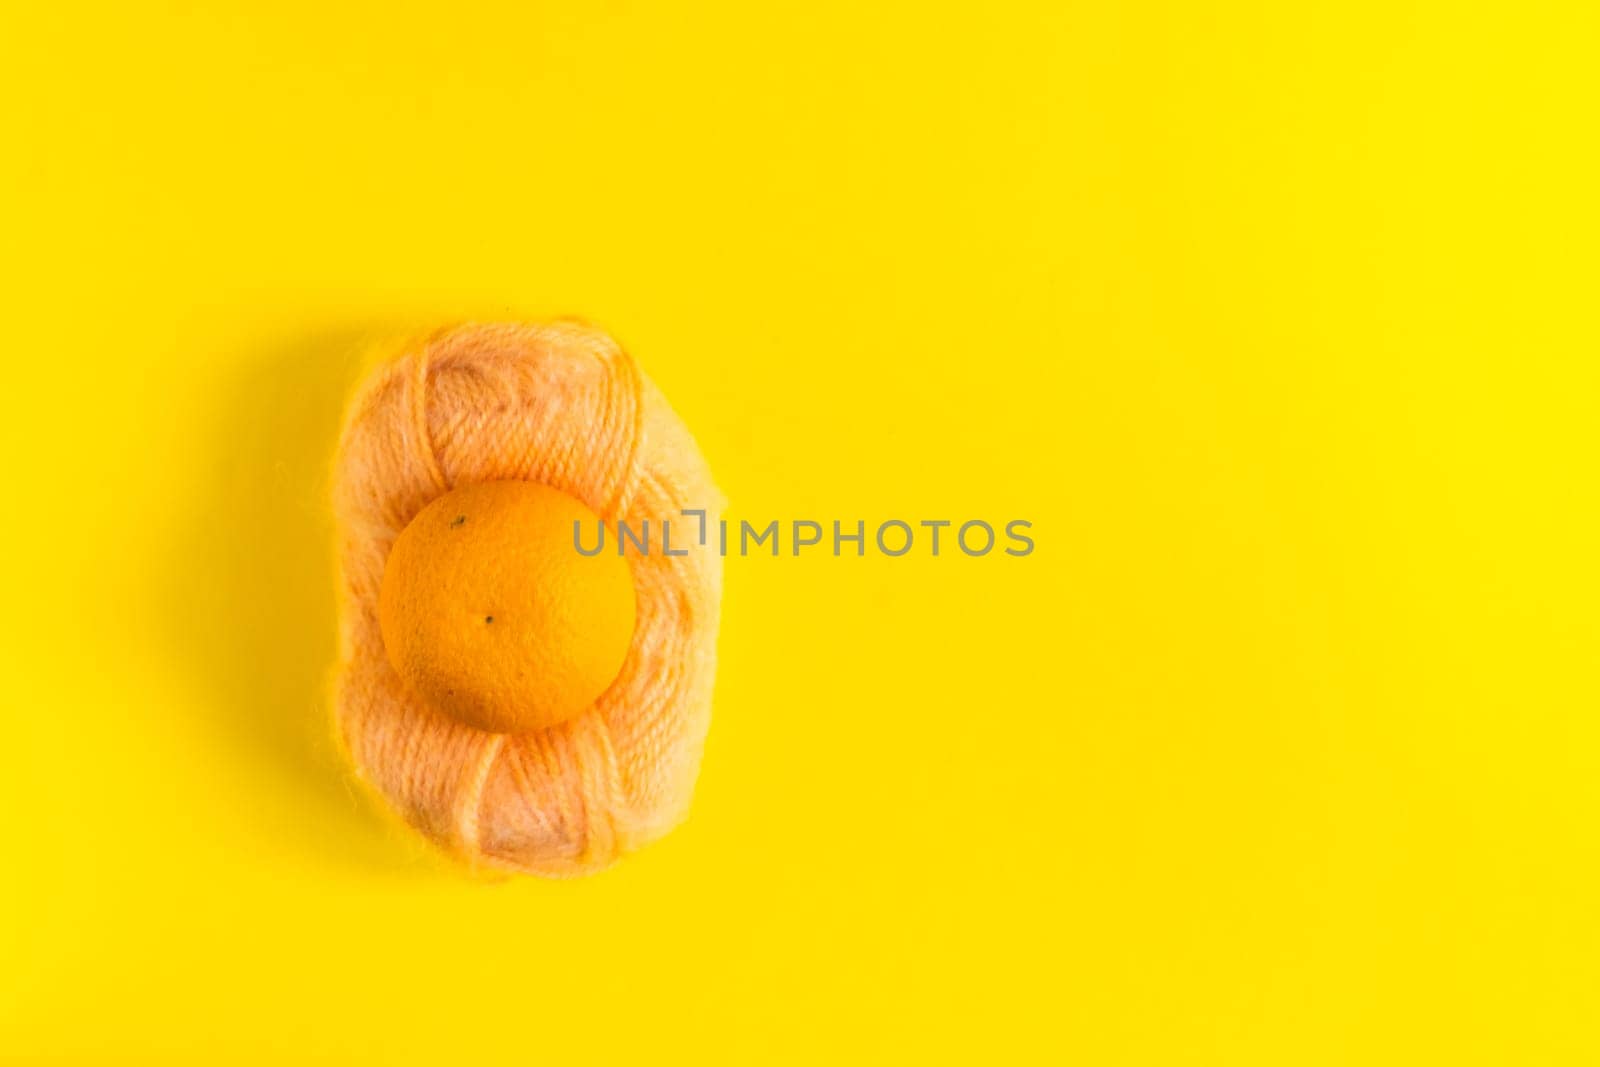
[378, 480, 637, 734]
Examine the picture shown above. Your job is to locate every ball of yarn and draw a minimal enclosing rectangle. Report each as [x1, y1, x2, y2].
[331, 321, 723, 877]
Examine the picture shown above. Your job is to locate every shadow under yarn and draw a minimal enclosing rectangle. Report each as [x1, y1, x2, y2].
[162, 327, 426, 876]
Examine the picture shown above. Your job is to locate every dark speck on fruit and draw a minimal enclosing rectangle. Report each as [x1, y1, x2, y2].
[450, 514, 466, 528]
[485, 615, 494, 623]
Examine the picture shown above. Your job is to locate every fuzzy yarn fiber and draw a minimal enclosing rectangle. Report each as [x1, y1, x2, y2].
[331, 321, 722, 877]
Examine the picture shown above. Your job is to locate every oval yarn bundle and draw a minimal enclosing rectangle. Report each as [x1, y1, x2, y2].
[331, 321, 722, 877]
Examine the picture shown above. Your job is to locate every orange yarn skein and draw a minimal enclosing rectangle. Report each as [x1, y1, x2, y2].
[331, 321, 723, 877]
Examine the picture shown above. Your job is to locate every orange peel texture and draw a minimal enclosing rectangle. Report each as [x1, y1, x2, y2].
[378, 480, 639, 736]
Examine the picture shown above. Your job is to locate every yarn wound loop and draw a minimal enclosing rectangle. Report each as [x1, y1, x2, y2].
[332, 321, 722, 877]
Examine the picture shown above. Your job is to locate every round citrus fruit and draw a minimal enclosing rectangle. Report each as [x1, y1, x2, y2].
[378, 480, 637, 733]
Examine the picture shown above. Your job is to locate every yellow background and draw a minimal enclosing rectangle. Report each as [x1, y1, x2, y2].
[3, 2, 1597, 1062]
